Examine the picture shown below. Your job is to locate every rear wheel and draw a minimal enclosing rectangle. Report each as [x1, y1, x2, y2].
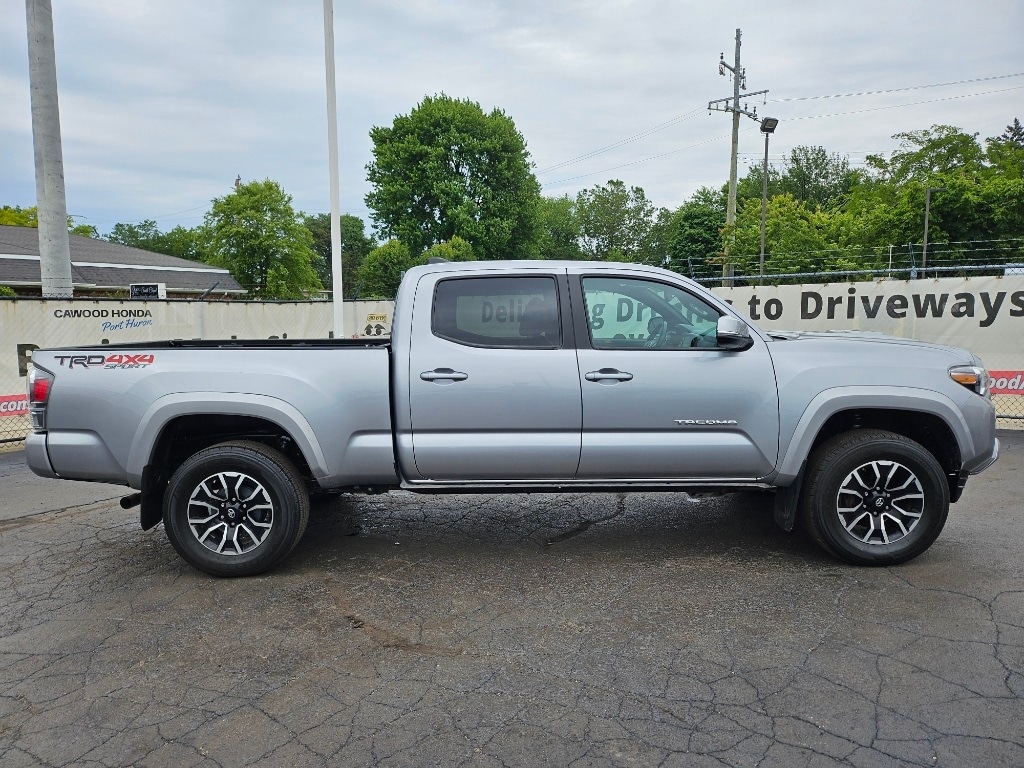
[163, 440, 309, 576]
[800, 429, 949, 566]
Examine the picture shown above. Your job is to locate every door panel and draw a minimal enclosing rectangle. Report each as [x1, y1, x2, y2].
[408, 274, 582, 481]
[575, 276, 779, 480]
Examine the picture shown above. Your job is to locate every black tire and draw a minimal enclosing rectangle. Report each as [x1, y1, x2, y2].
[163, 440, 310, 577]
[799, 429, 949, 566]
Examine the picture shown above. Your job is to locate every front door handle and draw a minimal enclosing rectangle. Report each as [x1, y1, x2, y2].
[420, 368, 469, 382]
[585, 368, 633, 382]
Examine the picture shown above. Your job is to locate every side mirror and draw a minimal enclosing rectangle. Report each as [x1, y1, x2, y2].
[716, 316, 754, 351]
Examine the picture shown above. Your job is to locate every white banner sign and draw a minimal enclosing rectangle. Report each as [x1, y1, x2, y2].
[0, 300, 391, 427]
[709, 275, 1024, 375]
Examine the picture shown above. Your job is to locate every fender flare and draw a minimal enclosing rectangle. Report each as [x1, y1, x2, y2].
[125, 392, 329, 487]
[774, 385, 972, 485]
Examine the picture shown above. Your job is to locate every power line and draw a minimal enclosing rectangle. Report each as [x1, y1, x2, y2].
[535, 72, 1024, 183]
[782, 85, 1024, 122]
[543, 133, 732, 187]
[770, 72, 1024, 103]
[149, 204, 208, 219]
[536, 108, 704, 174]
[542, 84, 1019, 190]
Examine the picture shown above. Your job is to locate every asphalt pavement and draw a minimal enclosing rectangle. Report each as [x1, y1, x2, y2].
[0, 445, 125, 522]
[0, 434, 1022, 767]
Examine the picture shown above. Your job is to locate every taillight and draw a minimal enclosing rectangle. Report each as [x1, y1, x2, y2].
[27, 367, 54, 431]
[30, 369, 53, 404]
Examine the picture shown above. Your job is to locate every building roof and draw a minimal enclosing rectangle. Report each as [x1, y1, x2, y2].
[0, 225, 245, 295]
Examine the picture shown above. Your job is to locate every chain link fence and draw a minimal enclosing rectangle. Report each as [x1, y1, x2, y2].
[0, 415, 30, 445]
[683, 237, 1024, 285]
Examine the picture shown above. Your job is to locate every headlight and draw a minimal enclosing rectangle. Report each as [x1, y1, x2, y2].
[949, 365, 989, 397]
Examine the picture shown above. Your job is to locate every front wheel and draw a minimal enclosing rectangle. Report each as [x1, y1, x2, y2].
[800, 430, 949, 566]
[163, 440, 310, 576]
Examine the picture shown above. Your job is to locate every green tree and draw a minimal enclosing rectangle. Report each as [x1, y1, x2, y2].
[866, 125, 985, 185]
[302, 213, 376, 298]
[354, 236, 476, 299]
[365, 94, 541, 260]
[985, 118, 1024, 178]
[736, 146, 859, 211]
[842, 121, 1024, 272]
[355, 239, 416, 299]
[647, 207, 677, 267]
[204, 179, 321, 299]
[423, 236, 474, 262]
[732, 194, 856, 279]
[843, 180, 923, 255]
[734, 164, 783, 208]
[666, 186, 726, 280]
[105, 220, 206, 261]
[575, 180, 665, 263]
[779, 146, 860, 210]
[537, 195, 583, 261]
[162, 225, 208, 262]
[915, 174, 1024, 271]
[1, 205, 96, 237]
[106, 219, 163, 249]
[0, 205, 36, 227]
[69, 222, 97, 237]
[709, 120, 1024, 280]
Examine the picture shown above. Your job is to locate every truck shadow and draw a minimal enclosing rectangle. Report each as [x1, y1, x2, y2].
[296, 490, 829, 569]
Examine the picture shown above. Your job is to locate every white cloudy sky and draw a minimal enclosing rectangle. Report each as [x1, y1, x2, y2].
[2, 0, 1022, 236]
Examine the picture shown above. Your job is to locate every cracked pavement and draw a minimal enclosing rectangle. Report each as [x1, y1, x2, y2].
[0, 434, 1022, 767]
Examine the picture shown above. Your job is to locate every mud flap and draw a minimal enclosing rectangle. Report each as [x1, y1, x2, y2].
[139, 464, 165, 530]
[773, 467, 805, 533]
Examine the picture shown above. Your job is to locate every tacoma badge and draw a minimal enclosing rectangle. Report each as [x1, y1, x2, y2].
[674, 419, 739, 426]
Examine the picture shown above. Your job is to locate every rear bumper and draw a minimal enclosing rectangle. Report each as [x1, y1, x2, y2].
[25, 430, 128, 484]
[25, 433, 57, 478]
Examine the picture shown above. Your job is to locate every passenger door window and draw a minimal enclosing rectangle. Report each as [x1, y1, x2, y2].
[582, 276, 720, 349]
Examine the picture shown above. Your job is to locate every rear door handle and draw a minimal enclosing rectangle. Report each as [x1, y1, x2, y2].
[420, 368, 469, 382]
[585, 368, 633, 382]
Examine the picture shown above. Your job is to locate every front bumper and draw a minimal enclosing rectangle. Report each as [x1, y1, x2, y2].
[968, 437, 1000, 475]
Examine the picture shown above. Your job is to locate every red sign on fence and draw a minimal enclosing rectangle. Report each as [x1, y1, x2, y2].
[989, 371, 1024, 395]
[0, 393, 29, 418]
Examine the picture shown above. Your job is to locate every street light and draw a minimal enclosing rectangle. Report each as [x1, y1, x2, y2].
[921, 186, 945, 276]
[759, 117, 779, 283]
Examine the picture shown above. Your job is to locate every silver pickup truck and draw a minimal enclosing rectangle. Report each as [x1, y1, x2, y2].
[26, 260, 999, 576]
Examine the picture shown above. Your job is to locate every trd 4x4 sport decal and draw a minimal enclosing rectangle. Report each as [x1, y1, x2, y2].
[54, 354, 155, 370]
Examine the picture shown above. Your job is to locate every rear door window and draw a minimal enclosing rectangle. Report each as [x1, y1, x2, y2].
[432, 276, 561, 348]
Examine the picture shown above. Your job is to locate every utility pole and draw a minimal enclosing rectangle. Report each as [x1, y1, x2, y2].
[323, 0, 344, 337]
[708, 29, 767, 286]
[921, 186, 945, 277]
[25, 0, 72, 298]
[758, 117, 779, 283]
